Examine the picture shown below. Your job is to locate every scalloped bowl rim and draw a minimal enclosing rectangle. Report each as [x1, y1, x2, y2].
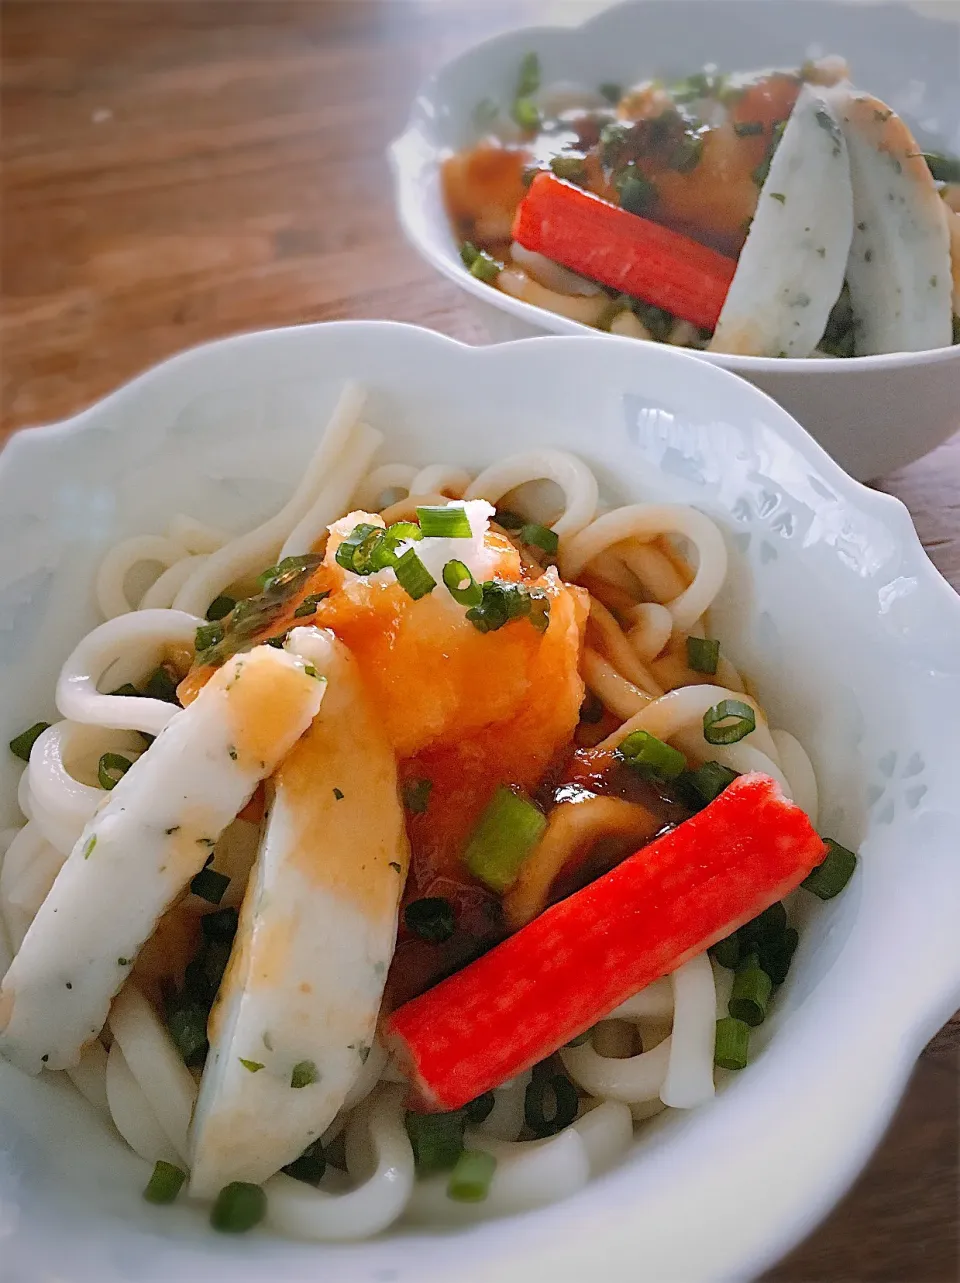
[1, 321, 959, 1283]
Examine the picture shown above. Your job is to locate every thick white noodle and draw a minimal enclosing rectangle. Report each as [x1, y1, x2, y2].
[17, 769, 32, 821]
[582, 648, 653, 719]
[405, 1127, 591, 1226]
[660, 953, 717, 1109]
[342, 1040, 388, 1111]
[598, 685, 780, 766]
[476, 1068, 532, 1142]
[172, 381, 366, 615]
[771, 729, 819, 825]
[560, 506, 728, 631]
[571, 1100, 635, 1175]
[55, 610, 201, 736]
[166, 515, 227, 554]
[408, 464, 472, 499]
[465, 449, 599, 540]
[106, 1040, 180, 1164]
[139, 555, 208, 610]
[626, 603, 674, 662]
[27, 722, 143, 856]
[714, 656, 746, 694]
[610, 976, 674, 1022]
[0, 823, 64, 950]
[279, 422, 385, 558]
[561, 1032, 672, 1104]
[108, 984, 197, 1163]
[266, 1085, 415, 1242]
[352, 464, 418, 511]
[95, 537, 188, 620]
[66, 1038, 110, 1116]
[619, 541, 687, 604]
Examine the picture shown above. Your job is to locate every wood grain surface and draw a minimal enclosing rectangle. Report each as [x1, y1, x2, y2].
[1, 3, 957, 1278]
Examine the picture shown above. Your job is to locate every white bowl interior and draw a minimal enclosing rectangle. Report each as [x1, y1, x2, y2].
[2, 323, 960, 1283]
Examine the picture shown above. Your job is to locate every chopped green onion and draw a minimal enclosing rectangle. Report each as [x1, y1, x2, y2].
[465, 580, 550, 635]
[206, 595, 236, 622]
[448, 1149, 497, 1202]
[110, 683, 141, 698]
[442, 559, 483, 608]
[404, 896, 456, 944]
[468, 250, 503, 283]
[143, 1159, 187, 1204]
[463, 1091, 496, 1125]
[394, 547, 437, 601]
[923, 151, 960, 183]
[335, 522, 387, 576]
[386, 520, 423, 543]
[201, 906, 239, 943]
[190, 866, 230, 905]
[403, 777, 432, 814]
[680, 760, 738, 808]
[9, 721, 50, 762]
[195, 621, 224, 653]
[670, 132, 704, 173]
[550, 154, 587, 184]
[524, 1072, 579, 1137]
[239, 1058, 264, 1073]
[614, 166, 658, 215]
[516, 51, 541, 98]
[282, 1138, 326, 1185]
[758, 926, 799, 985]
[464, 785, 547, 892]
[406, 1111, 465, 1173]
[257, 553, 322, 591]
[714, 1017, 750, 1071]
[599, 81, 622, 104]
[210, 1181, 267, 1233]
[738, 901, 787, 949]
[167, 998, 209, 1065]
[616, 728, 686, 780]
[709, 931, 740, 970]
[293, 591, 330, 618]
[290, 1059, 318, 1089]
[460, 241, 480, 269]
[702, 699, 756, 745]
[416, 504, 472, 539]
[733, 120, 765, 137]
[98, 752, 132, 791]
[802, 838, 857, 900]
[185, 938, 231, 1003]
[512, 96, 541, 131]
[686, 636, 720, 675]
[144, 664, 180, 704]
[494, 509, 525, 530]
[753, 119, 786, 186]
[728, 955, 772, 1026]
[520, 523, 559, 556]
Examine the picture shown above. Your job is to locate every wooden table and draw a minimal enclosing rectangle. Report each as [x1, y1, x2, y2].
[2, 3, 957, 1277]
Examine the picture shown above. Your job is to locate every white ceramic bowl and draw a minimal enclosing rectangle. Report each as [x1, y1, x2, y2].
[2, 322, 960, 1283]
[390, 0, 960, 482]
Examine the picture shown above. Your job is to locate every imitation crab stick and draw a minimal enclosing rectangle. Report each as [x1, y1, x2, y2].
[512, 172, 737, 331]
[385, 773, 824, 1111]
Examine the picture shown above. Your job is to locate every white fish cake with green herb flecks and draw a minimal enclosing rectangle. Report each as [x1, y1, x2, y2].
[828, 87, 952, 355]
[189, 626, 410, 1197]
[711, 86, 854, 358]
[0, 645, 325, 1074]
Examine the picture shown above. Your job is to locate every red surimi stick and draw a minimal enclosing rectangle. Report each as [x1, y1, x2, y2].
[512, 171, 737, 331]
[385, 773, 824, 1111]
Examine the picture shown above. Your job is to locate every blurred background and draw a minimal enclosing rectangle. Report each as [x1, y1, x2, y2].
[1, 3, 957, 1279]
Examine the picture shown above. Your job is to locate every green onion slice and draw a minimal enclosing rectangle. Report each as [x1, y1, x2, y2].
[709, 932, 740, 971]
[206, 595, 236, 622]
[463, 1092, 496, 1125]
[394, 547, 437, 601]
[9, 721, 50, 762]
[923, 150, 960, 183]
[290, 1059, 318, 1089]
[442, 560, 483, 607]
[257, 553, 322, 591]
[167, 998, 209, 1066]
[680, 760, 738, 808]
[406, 1111, 465, 1173]
[293, 591, 330, 619]
[702, 699, 756, 745]
[201, 906, 239, 943]
[143, 1159, 187, 1205]
[190, 866, 230, 905]
[110, 683, 141, 698]
[516, 51, 540, 97]
[404, 896, 456, 944]
[728, 955, 772, 1027]
[738, 901, 787, 949]
[447, 1149, 497, 1203]
[210, 1181, 267, 1233]
[494, 509, 525, 530]
[282, 1138, 325, 1186]
[758, 926, 799, 986]
[801, 838, 857, 900]
[520, 523, 559, 556]
[686, 636, 720, 675]
[524, 1072, 579, 1137]
[335, 523, 386, 576]
[714, 1017, 750, 1071]
[98, 752, 132, 791]
[417, 505, 472, 539]
[144, 665, 180, 704]
[616, 728, 686, 780]
[464, 785, 547, 893]
[195, 622, 224, 653]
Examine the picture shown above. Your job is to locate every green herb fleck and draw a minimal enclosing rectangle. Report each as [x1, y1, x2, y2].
[733, 120, 764, 137]
[83, 835, 97, 860]
[9, 721, 50, 762]
[239, 1058, 264, 1073]
[333, 787, 344, 801]
[293, 592, 330, 618]
[769, 191, 786, 204]
[291, 1060, 318, 1089]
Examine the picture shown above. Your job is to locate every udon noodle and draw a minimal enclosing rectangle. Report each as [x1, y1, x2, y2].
[0, 381, 833, 1239]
